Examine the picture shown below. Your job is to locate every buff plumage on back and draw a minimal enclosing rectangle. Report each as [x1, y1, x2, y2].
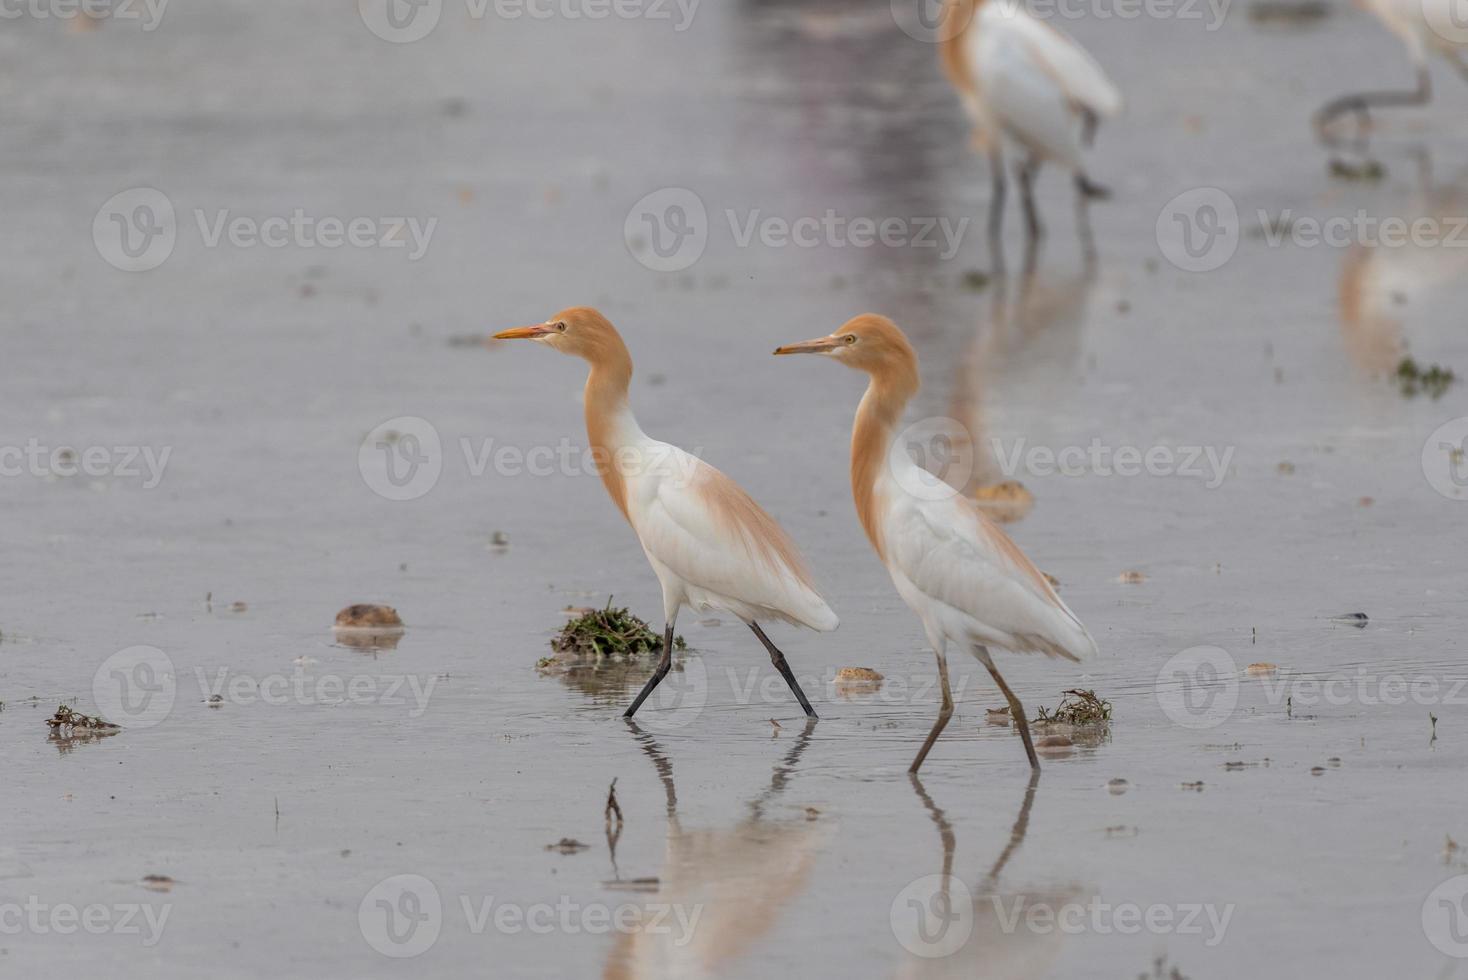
[693, 465, 822, 594]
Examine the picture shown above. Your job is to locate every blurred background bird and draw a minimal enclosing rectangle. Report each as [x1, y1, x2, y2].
[939, 0, 1122, 263]
[493, 307, 835, 721]
[775, 315, 1097, 771]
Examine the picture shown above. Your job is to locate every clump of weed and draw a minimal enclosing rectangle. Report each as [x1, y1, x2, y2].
[549, 598, 686, 660]
[1395, 358, 1456, 399]
[1033, 689, 1112, 727]
[46, 705, 121, 734]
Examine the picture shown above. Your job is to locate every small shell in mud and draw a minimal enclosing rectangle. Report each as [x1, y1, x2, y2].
[139, 875, 176, 893]
[1117, 570, 1146, 585]
[1245, 662, 1279, 676]
[834, 667, 884, 697]
[334, 604, 404, 629]
[985, 707, 1012, 726]
[971, 481, 1035, 523]
[1107, 778, 1129, 795]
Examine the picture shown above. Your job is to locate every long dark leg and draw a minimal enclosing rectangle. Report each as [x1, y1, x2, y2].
[987, 149, 1008, 274]
[749, 622, 817, 719]
[1314, 66, 1431, 140]
[1018, 155, 1043, 245]
[623, 622, 675, 719]
[979, 648, 1039, 770]
[909, 649, 954, 774]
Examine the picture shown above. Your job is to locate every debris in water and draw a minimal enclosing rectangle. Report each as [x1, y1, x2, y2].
[205, 695, 224, 707]
[1104, 825, 1138, 838]
[139, 875, 176, 893]
[1245, 662, 1278, 676]
[546, 838, 590, 854]
[1181, 781, 1205, 791]
[604, 779, 623, 826]
[970, 481, 1033, 523]
[46, 705, 120, 735]
[336, 604, 404, 629]
[1107, 778, 1129, 795]
[985, 706, 1012, 726]
[769, 718, 782, 730]
[1330, 612, 1368, 628]
[489, 530, 510, 550]
[1395, 357, 1456, 399]
[549, 599, 684, 659]
[960, 269, 991, 292]
[1117, 570, 1146, 585]
[1043, 572, 1061, 589]
[1310, 766, 1326, 776]
[229, 601, 248, 613]
[1247, 0, 1330, 24]
[1277, 461, 1295, 475]
[1329, 158, 1385, 182]
[1034, 689, 1112, 727]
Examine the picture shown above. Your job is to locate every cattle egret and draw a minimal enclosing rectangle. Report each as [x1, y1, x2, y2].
[493, 307, 836, 720]
[1314, 0, 1468, 138]
[774, 315, 1097, 771]
[939, 0, 1122, 249]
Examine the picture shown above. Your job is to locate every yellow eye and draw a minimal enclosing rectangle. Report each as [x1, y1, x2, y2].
[843, 334, 857, 345]
[555, 322, 567, 333]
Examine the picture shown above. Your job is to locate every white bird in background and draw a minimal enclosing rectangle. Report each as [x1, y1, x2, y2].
[493, 307, 835, 720]
[939, 0, 1122, 250]
[775, 315, 1097, 771]
[1314, 0, 1468, 137]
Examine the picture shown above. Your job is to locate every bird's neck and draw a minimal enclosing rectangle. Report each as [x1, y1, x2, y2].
[583, 345, 639, 519]
[851, 365, 920, 559]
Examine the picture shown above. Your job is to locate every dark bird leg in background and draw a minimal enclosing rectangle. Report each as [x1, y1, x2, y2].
[988, 148, 1008, 275]
[1314, 66, 1431, 143]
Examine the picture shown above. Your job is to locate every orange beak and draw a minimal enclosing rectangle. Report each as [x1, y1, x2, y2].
[773, 336, 840, 356]
[492, 324, 553, 341]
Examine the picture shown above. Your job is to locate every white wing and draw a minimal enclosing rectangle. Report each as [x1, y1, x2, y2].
[971, 3, 1121, 168]
[626, 443, 838, 631]
[883, 490, 1096, 660]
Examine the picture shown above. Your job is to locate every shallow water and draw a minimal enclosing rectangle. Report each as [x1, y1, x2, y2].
[3, 2, 1468, 977]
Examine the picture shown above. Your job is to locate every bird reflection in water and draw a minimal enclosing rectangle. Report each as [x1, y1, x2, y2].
[602, 720, 825, 980]
[897, 773, 1079, 979]
[1338, 148, 1468, 378]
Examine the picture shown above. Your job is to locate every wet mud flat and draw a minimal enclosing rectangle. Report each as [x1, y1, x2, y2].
[3, 1, 1468, 978]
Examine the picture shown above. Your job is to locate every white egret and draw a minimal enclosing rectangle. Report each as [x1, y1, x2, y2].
[939, 0, 1123, 247]
[775, 314, 1097, 770]
[493, 307, 836, 720]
